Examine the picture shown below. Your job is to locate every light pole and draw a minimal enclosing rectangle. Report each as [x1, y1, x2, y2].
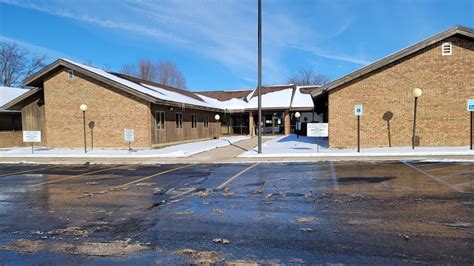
[80, 104, 88, 153]
[295, 112, 301, 138]
[257, 0, 262, 154]
[411, 88, 422, 149]
[215, 114, 221, 138]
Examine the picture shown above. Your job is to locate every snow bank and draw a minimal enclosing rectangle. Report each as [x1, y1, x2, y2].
[0, 136, 249, 158]
[239, 135, 474, 158]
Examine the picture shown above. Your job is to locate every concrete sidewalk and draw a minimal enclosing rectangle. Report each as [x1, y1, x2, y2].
[1, 135, 473, 164]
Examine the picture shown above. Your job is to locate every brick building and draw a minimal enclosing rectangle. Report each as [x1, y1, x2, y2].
[0, 86, 29, 148]
[313, 25, 473, 148]
[3, 59, 315, 149]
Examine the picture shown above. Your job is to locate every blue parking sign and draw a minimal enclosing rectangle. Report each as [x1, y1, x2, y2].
[468, 99, 474, 112]
[354, 104, 363, 116]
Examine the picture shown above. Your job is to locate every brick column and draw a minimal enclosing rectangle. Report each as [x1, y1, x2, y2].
[284, 110, 291, 135]
[249, 112, 255, 136]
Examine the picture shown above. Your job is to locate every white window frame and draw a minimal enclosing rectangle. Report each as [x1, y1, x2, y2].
[67, 69, 74, 80]
[176, 112, 183, 129]
[155, 111, 165, 130]
[441, 42, 452, 56]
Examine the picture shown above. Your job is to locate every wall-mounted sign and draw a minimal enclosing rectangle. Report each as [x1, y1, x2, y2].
[354, 104, 363, 116]
[468, 99, 474, 112]
[307, 123, 328, 137]
[124, 129, 134, 142]
[23, 131, 41, 142]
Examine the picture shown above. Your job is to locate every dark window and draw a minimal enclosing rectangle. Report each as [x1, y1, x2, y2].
[191, 114, 198, 128]
[203, 115, 209, 128]
[176, 112, 183, 128]
[155, 111, 165, 130]
[0, 114, 22, 131]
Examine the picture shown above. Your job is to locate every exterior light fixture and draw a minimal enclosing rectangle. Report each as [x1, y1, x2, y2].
[295, 112, 301, 138]
[412, 88, 423, 98]
[411, 88, 422, 149]
[80, 104, 88, 112]
[214, 114, 220, 121]
[80, 104, 88, 153]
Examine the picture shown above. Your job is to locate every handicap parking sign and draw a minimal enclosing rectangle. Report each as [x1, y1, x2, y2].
[468, 99, 474, 112]
[354, 104, 363, 116]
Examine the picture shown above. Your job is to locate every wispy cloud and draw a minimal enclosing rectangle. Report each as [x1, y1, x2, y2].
[0, 35, 71, 60]
[1, 0, 369, 84]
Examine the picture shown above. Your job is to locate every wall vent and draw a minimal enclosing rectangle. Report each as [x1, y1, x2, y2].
[67, 69, 74, 80]
[441, 42, 452, 56]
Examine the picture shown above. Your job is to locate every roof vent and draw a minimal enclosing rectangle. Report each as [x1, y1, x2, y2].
[441, 42, 452, 56]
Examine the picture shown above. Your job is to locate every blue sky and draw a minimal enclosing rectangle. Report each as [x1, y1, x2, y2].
[0, 0, 472, 91]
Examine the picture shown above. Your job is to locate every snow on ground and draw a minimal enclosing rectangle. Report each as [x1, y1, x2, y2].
[239, 134, 474, 158]
[0, 136, 249, 158]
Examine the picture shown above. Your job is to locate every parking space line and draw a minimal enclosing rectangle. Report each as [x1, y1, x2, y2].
[112, 164, 193, 189]
[400, 161, 465, 193]
[453, 180, 474, 190]
[216, 163, 259, 190]
[439, 170, 474, 179]
[30, 165, 128, 187]
[329, 161, 339, 190]
[0, 165, 59, 178]
[424, 163, 469, 173]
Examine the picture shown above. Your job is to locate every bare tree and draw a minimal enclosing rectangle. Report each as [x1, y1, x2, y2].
[155, 60, 187, 89]
[0, 41, 47, 87]
[120, 63, 138, 77]
[120, 58, 187, 89]
[287, 68, 329, 86]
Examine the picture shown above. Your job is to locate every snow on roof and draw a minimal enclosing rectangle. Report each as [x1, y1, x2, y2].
[0, 86, 30, 108]
[60, 59, 313, 111]
[246, 88, 294, 109]
[292, 87, 317, 108]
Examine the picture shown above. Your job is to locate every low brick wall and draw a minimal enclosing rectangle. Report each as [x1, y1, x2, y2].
[0, 131, 23, 148]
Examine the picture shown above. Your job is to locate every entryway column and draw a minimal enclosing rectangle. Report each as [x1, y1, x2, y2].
[249, 112, 255, 136]
[284, 110, 291, 135]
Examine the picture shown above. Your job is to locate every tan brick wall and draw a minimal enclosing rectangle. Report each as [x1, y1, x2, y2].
[43, 69, 152, 148]
[329, 36, 474, 148]
[0, 131, 23, 148]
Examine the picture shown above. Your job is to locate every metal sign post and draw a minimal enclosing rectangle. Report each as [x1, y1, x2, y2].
[354, 104, 363, 153]
[124, 129, 135, 155]
[468, 99, 474, 150]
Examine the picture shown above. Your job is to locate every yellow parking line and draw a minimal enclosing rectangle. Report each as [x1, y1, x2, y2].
[216, 163, 259, 190]
[112, 164, 193, 190]
[30, 165, 128, 188]
[0, 165, 59, 178]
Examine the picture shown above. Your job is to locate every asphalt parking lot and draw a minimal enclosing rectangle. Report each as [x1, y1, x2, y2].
[0, 161, 472, 264]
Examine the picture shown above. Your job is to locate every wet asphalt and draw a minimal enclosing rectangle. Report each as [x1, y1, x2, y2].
[0, 161, 472, 265]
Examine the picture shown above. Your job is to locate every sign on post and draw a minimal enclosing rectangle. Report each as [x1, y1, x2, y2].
[23, 131, 41, 154]
[307, 123, 328, 137]
[468, 99, 474, 112]
[124, 129, 134, 142]
[354, 104, 363, 152]
[354, 104, 363, 116]
[23, 131, 41, 142]
[124, 129, 134, 154]
[307, 123, 328, 153]
[468, 100, 474, 150]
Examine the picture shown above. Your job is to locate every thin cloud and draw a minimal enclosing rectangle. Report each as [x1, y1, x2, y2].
[1, 0, 370, 85]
